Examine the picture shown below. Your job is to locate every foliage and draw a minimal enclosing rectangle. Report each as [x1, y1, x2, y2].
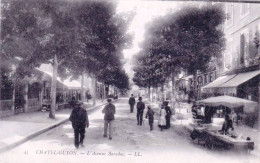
[170, 5, 226, 74]
[0, 61, 14, 100]
[133, 4, 225, 93]
[1, 0, 132, 116]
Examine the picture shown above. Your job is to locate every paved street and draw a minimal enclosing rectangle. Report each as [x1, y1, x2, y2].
[0, 98, 258, 163]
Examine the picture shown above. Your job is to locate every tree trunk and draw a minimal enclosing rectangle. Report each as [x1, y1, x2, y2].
[12, 86, 15, 111]
[39, 85, 43, 110]
[193, 70, 198, 101]
[151, 87, 154, 102]
[81, 73, 85, 102]
[92, 77, 96, 106]
[258, 65, 260, 129]
[155, 86, 158, 102]
[161, 84, 164, 102]
[24, 82, 28, 113]
[49, 54, 58, 119]
[148, 86, 151, 101]
[106, 85, 109, 97]
[171, 72, 176, 115]
[103, 83, 106, 101]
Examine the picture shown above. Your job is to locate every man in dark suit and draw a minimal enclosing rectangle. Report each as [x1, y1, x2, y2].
[69, 102, 89, 148]
[136, 97, 145, 126]
[128, 94, 136, 113]
[102, 98, 116, 140]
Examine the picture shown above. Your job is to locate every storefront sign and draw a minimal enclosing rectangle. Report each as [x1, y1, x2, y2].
[189, 71, 217, 88]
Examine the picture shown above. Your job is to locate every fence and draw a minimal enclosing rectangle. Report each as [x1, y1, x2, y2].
[0, 100, 14, 118]
[0, 100, 13, 111]
[27, 98, 40, 112]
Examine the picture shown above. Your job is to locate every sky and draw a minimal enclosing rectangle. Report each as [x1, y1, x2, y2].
[116, 0, 183, 80]
[117, 0, 183, 60]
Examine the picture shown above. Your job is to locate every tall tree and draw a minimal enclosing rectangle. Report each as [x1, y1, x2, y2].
[134, 4, 225, 103]
[171, 5, 225, 100]
[60, 1, 133, 101]
[1, 0, 87, 118]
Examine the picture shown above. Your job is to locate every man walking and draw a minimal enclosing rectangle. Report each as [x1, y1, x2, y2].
[145, 106, 154, 131]
[69, 102, 89, 149]
[128, 94, 136, 113]
[136, 97, 145, 126]
[102, 98, 116, 140]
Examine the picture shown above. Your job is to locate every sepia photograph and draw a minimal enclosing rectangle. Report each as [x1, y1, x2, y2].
[0, 0, 259, 162]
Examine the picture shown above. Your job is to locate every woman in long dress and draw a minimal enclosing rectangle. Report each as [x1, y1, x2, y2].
[158, 107, 166, 131]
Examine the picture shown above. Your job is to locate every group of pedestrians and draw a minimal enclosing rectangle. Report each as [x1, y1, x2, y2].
[69, 99, 116, 149]
[128, 94, 172, 131]
[69, 94, 173, 149]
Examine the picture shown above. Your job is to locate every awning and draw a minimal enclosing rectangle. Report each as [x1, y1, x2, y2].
[196, 95, 258, 112]
[202, 74, 236, 89]
[218, 69, 260, 88]
[37, 64, 86, 90]
[202, 69, 260, 90]
[63, 79, 83, 90]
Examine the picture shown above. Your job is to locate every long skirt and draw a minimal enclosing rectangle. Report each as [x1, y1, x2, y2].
[158, 116, 166, 129]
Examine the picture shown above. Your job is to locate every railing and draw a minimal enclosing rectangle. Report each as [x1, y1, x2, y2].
[28, 98, 40, 107]
[0, 100, 13, 111]
[27, 98, 40, 111]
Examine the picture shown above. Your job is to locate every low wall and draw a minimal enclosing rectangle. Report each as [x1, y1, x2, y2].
[0, 100, 13, 111]
[0, 110, 14, 118]
[0, 98, 41, 118]
[0, 100, 14, 118]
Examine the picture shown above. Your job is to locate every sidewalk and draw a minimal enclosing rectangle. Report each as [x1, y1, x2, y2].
[0, 99, 107, 153]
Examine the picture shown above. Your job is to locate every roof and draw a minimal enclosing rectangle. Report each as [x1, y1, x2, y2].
[197, 95, 258, 109]
[63, 79, 82, 89]
[37, 64, 84, 90]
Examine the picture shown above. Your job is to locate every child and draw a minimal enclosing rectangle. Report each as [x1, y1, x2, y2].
[146, 106, 155, 131]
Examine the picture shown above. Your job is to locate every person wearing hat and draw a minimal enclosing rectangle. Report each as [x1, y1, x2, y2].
[128, 94, 136, 113]
[69, 102, 89, 149]
[102, 98, 116, 140]
[136, 97, 145, 126]
[145, 105, 155, 131]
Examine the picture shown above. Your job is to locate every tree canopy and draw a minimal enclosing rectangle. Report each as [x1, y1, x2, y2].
[1, 0, 132, 118]
[133, 4, 225, 100]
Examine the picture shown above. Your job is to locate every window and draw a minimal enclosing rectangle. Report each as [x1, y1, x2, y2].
[240, 34, 245, 65]
[240, 3, 250, 19]
[240, 29, 249, 67]
[224, 37, 233, 70]
[226, 3, 234, 28]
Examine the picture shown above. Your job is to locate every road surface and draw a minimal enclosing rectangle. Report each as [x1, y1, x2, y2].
[0, 98, 258, 163]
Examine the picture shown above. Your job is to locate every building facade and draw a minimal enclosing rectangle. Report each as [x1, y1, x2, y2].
[200, 2, 260, 127]
[224, 3, 260, 71]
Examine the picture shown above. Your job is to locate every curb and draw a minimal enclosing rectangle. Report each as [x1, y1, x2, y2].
[0, 102, 108, 154]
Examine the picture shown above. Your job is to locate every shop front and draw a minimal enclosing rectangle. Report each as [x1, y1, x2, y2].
[201, 69, 260, 127]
